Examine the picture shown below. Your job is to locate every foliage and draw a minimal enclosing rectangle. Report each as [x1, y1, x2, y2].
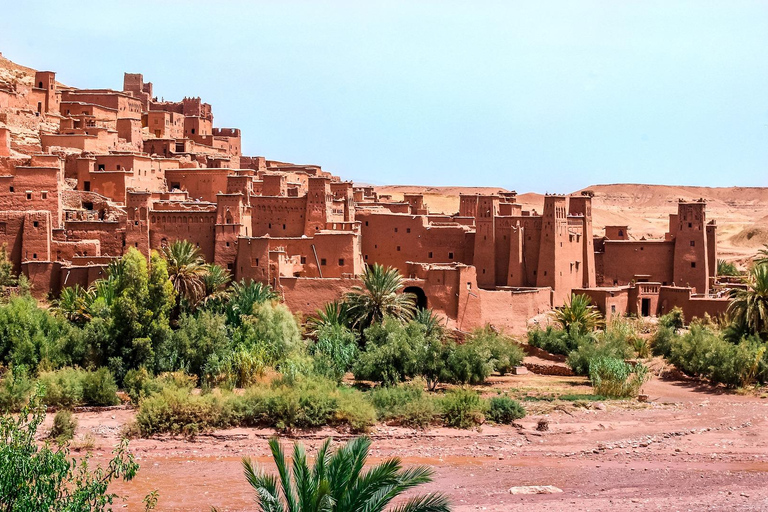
[659, 307, 685, 330]
[467, 326, 524, 375]
[665, 324, 768, 387]
[232, 301, 302, 367]
[310, 324, 358, 382]
[527, 325, 589, 356]
[53, 285, 94, 326]
[588, 357, 649, 398]
[756, 245, 768, 266]
[161, 240, 207, 310]
[487, 395, 526, 424]
[123, 368, 162, 404]
[0, 244, 16, 290]
[225, 279, 278, 328]
[413, 308, 445, 338]
[240, 436, 450, 512]
[0, 365, 33, 412]
[37, 368, 119, 408]
[345, 264, 416, 332]
[367, 380, 438, 428]
[49, 409, 77, 443]
[306, 300, 350, 334]
[440, 388, 486, 429]
[717, 259, 740, 277]
[443, 340, 494, 385]
[158, 311, 231, 381]
[353, 319, 427, 386]
[552, 293, 604, 335]
[0, 390, 144, 511]
[727, 263, 768, 339]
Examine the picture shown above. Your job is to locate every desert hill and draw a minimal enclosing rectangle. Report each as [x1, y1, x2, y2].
[375, 183, 768, 265]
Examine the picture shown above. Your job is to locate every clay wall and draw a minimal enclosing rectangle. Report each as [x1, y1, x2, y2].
[165, 168, 231, 202]
[658, 286, 729, 321]
[673, 202, 709, 294]
[0, 127, 9, 156]
[601, 240, 675, 286]
[575, 287, 630, 321]
[0, 166, 62, 228]
[358, 211, 472, 272]
[251, 196, 307, 237]
[150, 210, 217, 262]
[60, 90, 142, 120]
[51, 239, 100, 262]
[63, 221, 123, 256]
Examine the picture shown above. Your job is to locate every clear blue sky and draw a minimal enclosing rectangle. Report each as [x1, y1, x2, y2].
[1, 1, 767, 192]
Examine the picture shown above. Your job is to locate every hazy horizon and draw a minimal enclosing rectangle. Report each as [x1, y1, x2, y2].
[1, 1, 766, 193]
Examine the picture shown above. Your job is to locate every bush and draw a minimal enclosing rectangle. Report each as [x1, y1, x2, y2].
[123, 368, 163, 404]
[38, 368, 119, 408]
[566, 330, 634, 376]
[443, 341, 494, 385]
[310, 324, 358, 382]
[468, 327, 524, 375]
[49, 409, 77, 443]
[134, 385, 226, 437]
[159, 311, 231, 380]
[588, 357, 649, 398]
[651, 325, 676, 357]
[487, 395, 526, 424]
[440, 388, 486, 429]
[0, 365, 33, 412]
[527, 325, 590, 356]
[367, 380, 437, 428]
[353, 319, 425, 386]
[80, 368, 119, 406]
[335, 389, 377, 433]
[659, 307, 685, 330]
[666, 325, 767, 387]
[232, 301, 302, 366]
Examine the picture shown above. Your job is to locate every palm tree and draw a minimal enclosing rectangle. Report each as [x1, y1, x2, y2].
[345, 264, 416, 331]
[756, 245, 768, 266]
[161, 240, 207, 309]
[553, 293, 604, 335]
[413, 308, 445, 339]
[306, 300, 351, 334]
[53, 284, 94, 325]
[717, 259, 739, 277]
[241, 436, 450, 512]
[728, 263, 768, 339]
[225, 279, 278, 327]
[200, 264, 231, 309]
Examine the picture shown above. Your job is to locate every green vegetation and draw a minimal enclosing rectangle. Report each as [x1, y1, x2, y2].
[0, 391, 149, 511]
[345, 263, 417, 332]
[588, 357, 649, 398]
[717, 259, 740, 277]
[49, 409, 77, 443]
[237, 436, 450, 512]
[552, 293, 604, 335]
[487, 395, 526, 424]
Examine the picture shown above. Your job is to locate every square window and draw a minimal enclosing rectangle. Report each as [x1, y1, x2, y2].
[364, 255, 368, 260]
[394, 228, 398, 233]
[33, 221, 39, 228]
[320, 258, 327, 266]
[690, 240, 695, 247]
[300, 256, 307, 264]
[396, 246, 401, 251]
[691, 262, 696, 268]
[688, 222, 692, 228]
[226, 242, 230, 247]
[406, 228, 410, 233]
[9, 186, 13, 192]
[428, 252, 433, 258]
[26, 193, 31, 200]
[338, 258, 345, 266]
[41, 192, 47, 199]
[448, 252, 454, 259]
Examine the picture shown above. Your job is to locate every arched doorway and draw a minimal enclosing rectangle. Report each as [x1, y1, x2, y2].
[404, 286, 428, 310]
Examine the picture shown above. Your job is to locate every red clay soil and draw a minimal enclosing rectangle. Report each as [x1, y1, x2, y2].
[47, 375, 768, 512]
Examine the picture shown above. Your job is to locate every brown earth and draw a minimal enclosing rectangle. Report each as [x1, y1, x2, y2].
[47, 371, 768, 512]
[376, 184, 768, 267]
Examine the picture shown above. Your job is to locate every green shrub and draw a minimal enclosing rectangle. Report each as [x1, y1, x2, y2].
[367, 380, 437, 428]
[487, 395, 526, 424]
[468, 327, 524, 375]
[310, 324, 358, 382]
[651, 325, 676, 357]
[527, 326, 572, 355]
[0, 365, 33, 412]
[659, 307, 685, 330]
[567, 331, 634, 376]
[49, 409, 77, 443]
[440, 388, 486, 429]
[353, 320, 425, 386]
[588, 357, 649, 398]
[231, 301, 302, 366]
[123, 368, 162, 404]
[159, 311, 231, 380]
[80, 368, 119, 406]
[38, 368, 84, 408]
[134, 385, 226, 437]
[335, 389, 376, 432]
[443, 341, 494, 385]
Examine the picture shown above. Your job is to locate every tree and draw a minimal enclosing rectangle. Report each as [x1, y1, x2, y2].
[310, 323, 358, 382]
[225, 279, 278, 327]
[240, 436, 449, 512]
[728, 263, 768, 339]
[0, 244, 16, 290]
[413, 308, 445, 339]
[161, 240, 207, 310]
[0, 389, 150, 511]
[53, 284, 94, 326]
[717, 259, 739, 277]
[200, 264, 231, 309]
[306, 300, 351, 334]
[552, 293, 604, 335]
[756, 245, 768, 266]
[345, 264, 416, 332]
[232, 301, 302, 366]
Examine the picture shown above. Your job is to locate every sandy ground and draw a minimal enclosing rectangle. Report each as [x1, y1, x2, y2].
[46, 371, 768, 512]
[376, 184, 768, 267]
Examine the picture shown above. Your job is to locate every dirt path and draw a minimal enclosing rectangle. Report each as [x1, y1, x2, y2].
[52, 374, 768, 511]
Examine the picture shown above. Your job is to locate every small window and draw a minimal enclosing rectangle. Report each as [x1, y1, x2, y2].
[396, 246, 401, 252]
[691, 262, 696, 268]
[84, 181, 90, 191]
[365, 221, 368, 226]
[611, 305, 616, 314]
[406, 228, 411, 233]
[338, 258, 345, 266]
[9, 186, 13, 192]
[33, 253, 37, 259]
[98, 164, 105, 171]
[394, 228, 398, 233]
[688, 222, 692, 228]
[33, 221, 39, 228]
[226, 242, 230, 247]
[282, 224, 286, 230]
[364, 255, 368, 260]
[26, 193, 31, 200]
[41, 192, 48, 199]
[227, 263, 233, 270]
[690, 240, 695, 247]
[301, 256, 307, 264]
[428, 252, 433, 258]
[320, 258, 327, 266]
[448, 252, 454, 259]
